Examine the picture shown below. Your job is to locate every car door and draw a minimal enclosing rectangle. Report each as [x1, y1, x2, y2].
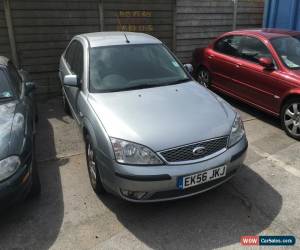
[60, 40, 84, 120]
[208, 35, 243, 92]
[233, 36, 279, 113]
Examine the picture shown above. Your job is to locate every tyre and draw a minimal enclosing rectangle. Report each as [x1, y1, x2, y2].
[28, 163, 41, 198]
[281, 97, 300, 140]
[62, 91, 71, 116]
[196, 67, 211, 88]
[85, 135, 106, 195]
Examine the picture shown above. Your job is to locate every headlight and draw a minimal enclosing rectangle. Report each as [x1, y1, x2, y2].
[0, 156, 20, 182]
[110, 138, 163, 165]
[229, 114, 245, 147]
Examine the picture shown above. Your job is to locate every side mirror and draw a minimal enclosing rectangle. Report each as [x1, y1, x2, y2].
[63, 74, 79, 87]
[184, 64, 194, 74]
[25, 81, 36, 95]
[259, 57, 274, 69]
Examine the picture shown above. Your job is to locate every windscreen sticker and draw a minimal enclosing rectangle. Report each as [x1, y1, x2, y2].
[281, 56, 300, 68]
[172, 61, 180, 67]
[1, 91, 12, 97]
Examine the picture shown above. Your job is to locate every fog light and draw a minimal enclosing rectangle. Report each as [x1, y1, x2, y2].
[120, 189, 148, 200]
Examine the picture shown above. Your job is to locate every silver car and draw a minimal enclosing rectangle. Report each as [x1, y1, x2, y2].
[59, 32, 248, 202]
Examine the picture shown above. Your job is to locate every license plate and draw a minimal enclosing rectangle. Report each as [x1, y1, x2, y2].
[177, 165, 227, 190]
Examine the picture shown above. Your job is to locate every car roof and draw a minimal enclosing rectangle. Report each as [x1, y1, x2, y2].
[227, 28, 300, 40]
[78, 32, 162, 48]
[0, 56, 9, 67]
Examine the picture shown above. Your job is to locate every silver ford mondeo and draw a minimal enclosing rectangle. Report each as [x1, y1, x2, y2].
[59, 32, 248, 202]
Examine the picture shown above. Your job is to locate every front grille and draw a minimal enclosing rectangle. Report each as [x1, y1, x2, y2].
[159, 136, 228, 163]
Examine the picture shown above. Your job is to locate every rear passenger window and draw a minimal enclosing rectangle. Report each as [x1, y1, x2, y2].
[214, 35, 242, 57]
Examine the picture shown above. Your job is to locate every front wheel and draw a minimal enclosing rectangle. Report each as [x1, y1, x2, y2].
[281, 98, 300, 140]
[85, 135, 106, 195]
[196, 67, 211, 88]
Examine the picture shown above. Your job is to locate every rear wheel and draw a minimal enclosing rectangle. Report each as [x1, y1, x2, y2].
[281, 98, 300, 140]
[85, 135, 105, 195]
[196, 67, 211, 88]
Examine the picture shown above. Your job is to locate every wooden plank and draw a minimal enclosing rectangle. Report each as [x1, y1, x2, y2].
[10, 2, 98, 10]
[104, 3, 173, 11]
[17, 41, 69, 50]
[16, 33, 77, 43]
[12, 10, 99, 18]
[13, 18, 99, 26]
[104, 10, 173, 18]
[19, 49, 63, 58]
[15, 25, 99, 35]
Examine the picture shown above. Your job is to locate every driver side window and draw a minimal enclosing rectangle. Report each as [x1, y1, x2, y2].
[214, 35, 242, 57]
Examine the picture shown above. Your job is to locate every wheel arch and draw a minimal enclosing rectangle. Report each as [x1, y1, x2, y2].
[81, 116, 114, 159]
[280, 90, 300, 113]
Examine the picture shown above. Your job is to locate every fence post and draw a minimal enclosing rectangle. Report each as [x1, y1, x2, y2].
[98, 0, 104, 31]
[172, 0, 177, 52]
[3, 0, 19, 68]
[232, 0, 238, 30]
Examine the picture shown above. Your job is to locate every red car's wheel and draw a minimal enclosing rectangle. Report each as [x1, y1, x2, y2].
[196, 67, 211, 88]
[281, 98, 300, 140]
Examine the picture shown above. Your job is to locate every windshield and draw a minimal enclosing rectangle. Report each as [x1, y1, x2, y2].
[271, 35, 300, 69]
[89, 44, 189, 92]
[0, 69, 14, 99]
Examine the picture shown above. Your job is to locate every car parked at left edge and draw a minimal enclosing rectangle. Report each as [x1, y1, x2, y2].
[0, 56, 40, 210]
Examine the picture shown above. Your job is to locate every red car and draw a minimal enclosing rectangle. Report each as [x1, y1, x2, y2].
[192, 29, 300, 140]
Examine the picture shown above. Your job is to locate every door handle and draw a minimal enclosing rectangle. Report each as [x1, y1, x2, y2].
[235, 63, 243, 68]
[208, 55, 214, 59]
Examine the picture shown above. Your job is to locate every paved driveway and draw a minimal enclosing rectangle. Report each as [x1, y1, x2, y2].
[0, 96, 299, 250]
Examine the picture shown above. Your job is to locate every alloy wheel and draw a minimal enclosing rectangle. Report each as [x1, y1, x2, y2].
[197, 69, 210, 87]
[284, 102, 300, 137]
[87, 143, 97, 189]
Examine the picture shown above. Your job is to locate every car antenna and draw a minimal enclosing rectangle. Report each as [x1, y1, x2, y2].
[124, 33, 130, 43]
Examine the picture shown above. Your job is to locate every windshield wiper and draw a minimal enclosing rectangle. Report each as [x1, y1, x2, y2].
[117, 83, 160, 91]
[0, 96, 13, 100]
[160, 78, 190, 86]
[99, 79, 191, 93]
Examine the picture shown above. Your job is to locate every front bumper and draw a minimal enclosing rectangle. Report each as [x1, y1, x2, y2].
[0, 156, 32, 210]
[103, 136, 248, 202]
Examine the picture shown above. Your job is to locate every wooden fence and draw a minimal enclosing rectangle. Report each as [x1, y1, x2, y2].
[0, 0, 264, 95]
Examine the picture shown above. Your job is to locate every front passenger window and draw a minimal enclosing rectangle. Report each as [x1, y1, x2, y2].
[238, 36, 272, 64]
[64, 41, 84, 82]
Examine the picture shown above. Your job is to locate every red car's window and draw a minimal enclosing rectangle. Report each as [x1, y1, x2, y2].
[214, 35, 242, 57]
[271, 36, 300, 69]
[238, 36, 272, 64]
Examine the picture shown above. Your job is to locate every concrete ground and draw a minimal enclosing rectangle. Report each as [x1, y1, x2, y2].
[0, 96, 299, 250]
